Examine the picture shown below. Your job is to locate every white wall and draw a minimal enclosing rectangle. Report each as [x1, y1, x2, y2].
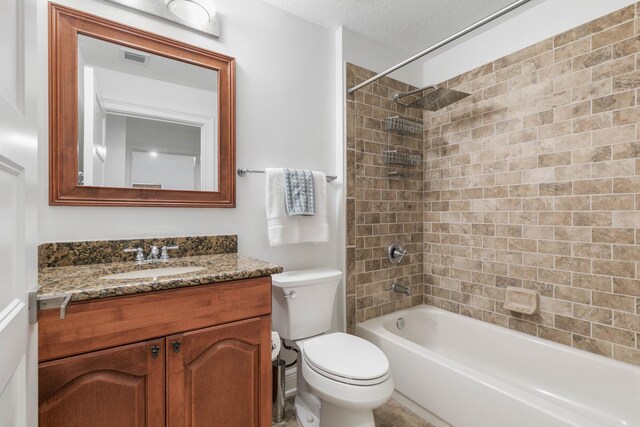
[421, 0, 638, 85]
[339, 27, 424, 88]
[37, 1, 341, 282]
[93, 66, 216, 119]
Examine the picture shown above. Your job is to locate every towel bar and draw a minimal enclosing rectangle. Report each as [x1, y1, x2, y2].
[237, 168, 338, 183]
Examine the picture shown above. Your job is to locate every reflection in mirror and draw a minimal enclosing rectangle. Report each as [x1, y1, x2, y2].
[77, 34, 218, 191]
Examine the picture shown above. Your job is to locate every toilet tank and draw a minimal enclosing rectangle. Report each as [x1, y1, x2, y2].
[271, 268, 342, 341]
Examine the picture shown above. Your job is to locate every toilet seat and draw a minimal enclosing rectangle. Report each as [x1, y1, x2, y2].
[302, 333, 391, 386]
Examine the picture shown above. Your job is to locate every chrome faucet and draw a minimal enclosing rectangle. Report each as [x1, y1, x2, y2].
[147, 245, 160, 262]
[391, 282, 410, 296]
[124, 245, 178, 263]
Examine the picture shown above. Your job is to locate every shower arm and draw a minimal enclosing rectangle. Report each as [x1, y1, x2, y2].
[393, 85, 437, 105]
[347, 0, 532, 94]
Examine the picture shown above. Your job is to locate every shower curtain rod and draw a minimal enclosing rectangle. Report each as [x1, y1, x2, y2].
[347, 0, 532, 94]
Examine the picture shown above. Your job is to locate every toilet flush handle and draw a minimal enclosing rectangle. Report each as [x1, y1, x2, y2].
[284, 291, 296, 299]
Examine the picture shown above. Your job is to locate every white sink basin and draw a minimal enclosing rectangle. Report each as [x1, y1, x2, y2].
[101, 266, 205, 280]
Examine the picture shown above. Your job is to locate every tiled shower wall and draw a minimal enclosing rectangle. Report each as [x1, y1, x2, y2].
[345, 64, 425, 334]
[424, 3, 640, 366]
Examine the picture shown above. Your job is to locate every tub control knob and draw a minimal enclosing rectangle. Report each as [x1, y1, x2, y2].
[387, 242, 406, 264]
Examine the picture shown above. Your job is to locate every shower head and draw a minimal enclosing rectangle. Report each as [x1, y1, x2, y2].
[394, 86, 470, 111]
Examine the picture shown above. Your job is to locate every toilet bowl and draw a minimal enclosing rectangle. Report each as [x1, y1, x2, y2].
[271, 268, 394, 427]
[298, 333, 394, 427]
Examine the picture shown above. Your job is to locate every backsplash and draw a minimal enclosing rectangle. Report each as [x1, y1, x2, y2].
[38, 235, 237, 268]
[424, 4, 640, 366]
[346, 64, 425, 334]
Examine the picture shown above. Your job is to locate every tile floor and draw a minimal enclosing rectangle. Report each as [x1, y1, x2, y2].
[273, 397, 435, 427]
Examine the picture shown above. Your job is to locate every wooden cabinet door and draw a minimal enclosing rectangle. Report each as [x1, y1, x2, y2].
[39, 339, 165, 427]
[167, 316, 271, 427]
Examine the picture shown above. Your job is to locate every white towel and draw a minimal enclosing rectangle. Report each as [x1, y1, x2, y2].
[266, 168, 329, 247]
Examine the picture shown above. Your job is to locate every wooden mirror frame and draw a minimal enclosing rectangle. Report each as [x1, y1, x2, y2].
[49, 3, 236, 207]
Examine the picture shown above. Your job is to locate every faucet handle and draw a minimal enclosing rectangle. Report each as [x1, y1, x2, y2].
[393, 248, 406, 258]
[387, 242, 406, 264]
[124, 247, 144, 263]
[160, 245, 179, 260]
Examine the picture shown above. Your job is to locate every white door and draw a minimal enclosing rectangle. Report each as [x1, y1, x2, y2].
[0, 0, 38, 425]
[82, 66, 107, 186]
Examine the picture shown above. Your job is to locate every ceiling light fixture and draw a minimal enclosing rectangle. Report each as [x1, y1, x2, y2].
[167, 0, 216, 26]
[102, 0, 220, 38]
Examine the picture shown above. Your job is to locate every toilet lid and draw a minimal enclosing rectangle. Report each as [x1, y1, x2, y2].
[302, 333, 390, 384]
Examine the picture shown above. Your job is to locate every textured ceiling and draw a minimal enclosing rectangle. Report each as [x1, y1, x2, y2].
[262, 0, 521, 54]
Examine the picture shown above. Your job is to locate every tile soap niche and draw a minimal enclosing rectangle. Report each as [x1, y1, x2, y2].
[384, 115, 422, 179]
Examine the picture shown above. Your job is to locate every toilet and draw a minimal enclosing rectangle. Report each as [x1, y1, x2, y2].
[271, 268, 394, 427]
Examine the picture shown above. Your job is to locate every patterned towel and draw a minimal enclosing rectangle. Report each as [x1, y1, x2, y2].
[283, 168, 315, 216]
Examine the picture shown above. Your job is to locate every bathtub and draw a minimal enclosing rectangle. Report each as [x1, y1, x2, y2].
[357, 305, 640, 427]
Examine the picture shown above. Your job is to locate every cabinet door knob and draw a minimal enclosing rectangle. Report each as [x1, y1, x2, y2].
[171, 341, 182, 353]
[150, 345, 160, 359]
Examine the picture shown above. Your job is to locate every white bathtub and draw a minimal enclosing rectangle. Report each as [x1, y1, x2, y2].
[357, 305, 640, 427]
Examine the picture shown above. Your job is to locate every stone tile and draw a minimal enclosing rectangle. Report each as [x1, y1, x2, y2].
[592, 291, 636, 312]
[572, 146, 611, 164]
[591, 194, 634, 210]
[572, 45, 612, 69]
[538, 326, 572, 346]
[593, 125, 635, 146]
[592, 21, 634, 49]
[613, 311, 640, 332]
[572, 242, 612, 258]
[613, 345, 640, 366]
[593, 56, 635, 82]
[613, 277, 640, 297]
[592, 260, 635, 278]
[573, 304, 612, 324]
[349, 11, 640, 369]
[612, 211, 640, 228]
[614, 176, 640, 192]
[554, 284, 591, 303]
[572, 273, 612, 292]
[593, 324, 636, 347]
[592, 91, 635, 113]
[572, 334, 613, 357]
[572, 178, 612, 195]
[613, 141, 640, 159]
[613, 106, 640, 125]
[612, 36, 640, 59]
[555, 315, 590, 335]
[613, 70, 640, 91]
[592, 228, 635, 244]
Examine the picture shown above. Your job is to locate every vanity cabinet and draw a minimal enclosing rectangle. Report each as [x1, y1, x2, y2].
[38, 277, 272, 427]
[39, 339, 165, 427]
[167, 317, 270, 426]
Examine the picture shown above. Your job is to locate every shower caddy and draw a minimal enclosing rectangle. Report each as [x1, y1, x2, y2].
[384, 115, 422, 179]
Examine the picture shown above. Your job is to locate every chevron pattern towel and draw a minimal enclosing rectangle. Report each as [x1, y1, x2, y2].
[283, 168, 315, 216]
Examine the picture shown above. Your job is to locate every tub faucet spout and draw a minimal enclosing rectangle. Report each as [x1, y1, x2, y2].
[392, 282, 410, 296]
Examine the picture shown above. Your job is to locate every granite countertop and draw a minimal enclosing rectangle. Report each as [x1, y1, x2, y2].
[38, 253, 283, 302]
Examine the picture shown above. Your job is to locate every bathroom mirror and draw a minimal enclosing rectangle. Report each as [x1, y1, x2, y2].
[49, 4, 236, 207]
